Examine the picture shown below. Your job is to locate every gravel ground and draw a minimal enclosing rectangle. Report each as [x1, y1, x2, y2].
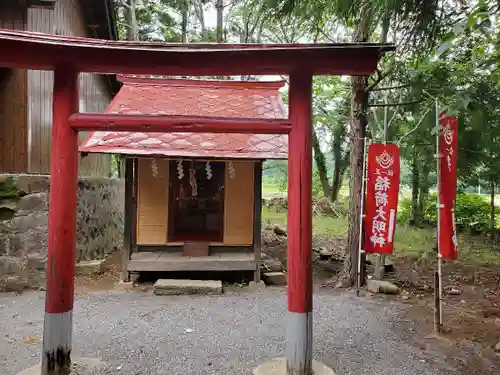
[0, 288, 455, 375]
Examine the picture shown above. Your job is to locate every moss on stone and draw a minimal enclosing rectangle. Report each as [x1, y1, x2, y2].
[0, 176, 19, 199]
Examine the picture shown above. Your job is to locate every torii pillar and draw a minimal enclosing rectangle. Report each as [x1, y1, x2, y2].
[254, 73, 334, 375]
[42, 66, 79, 375]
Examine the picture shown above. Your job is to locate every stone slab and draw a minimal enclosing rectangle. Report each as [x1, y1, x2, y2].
[116, 281, 135, 291]
[261, 259, 284, 272]
[263, 272, 287, 286]
[253, 357, 335, 375]
[16, 357, 106, 375]
[153, 279, 222, 296]
[367, 279, 399, 294]
[249, 281, 266, 291]
[75, 259, 105, 276]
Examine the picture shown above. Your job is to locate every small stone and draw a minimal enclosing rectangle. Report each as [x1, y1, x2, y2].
[4, 276, 27, 293]
[446, 287, 461, 295]
[248, 281, 266, 291]
[26, 254, 47, 270]
[10, 213, 48, 231]
[401, 295, 410, 300]
[153, 279, 222, 295]
[14, 174, 50, 194]
[0, 198, 18, 212]
[495, 318, 500, 327]
[261, 252, 271, 261]
[273, 226, 287, 236]
[16, 193, 49, 212]
[484, 308, 500, 318]
[0, 256, 24, 276]
[261, 259, 283, 272]
[366, 279, 399, 294]
[263, 272, 287, 286]
[185, 328, 193, 333]
[75, 259, 105, 276]
[116, 282, 134, 291]
[495, 341, 500, 353]
[318, 248, 333, 260]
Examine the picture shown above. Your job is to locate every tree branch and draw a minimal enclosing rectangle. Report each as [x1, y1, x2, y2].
[366, 67, 395, 92]
[371, 84, 411, 92]
[368, 100, 423, 108]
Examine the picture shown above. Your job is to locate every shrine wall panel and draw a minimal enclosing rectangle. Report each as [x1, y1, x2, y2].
[26, 0, 112, 175]
[136, 158, 169, 245]
[223, 161, 255, 246]
[0, 4, 28, 172]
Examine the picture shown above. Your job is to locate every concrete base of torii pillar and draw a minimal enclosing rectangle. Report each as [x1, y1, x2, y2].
[253, 358, 335, 375]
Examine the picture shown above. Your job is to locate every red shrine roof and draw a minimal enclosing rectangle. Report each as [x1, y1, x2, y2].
[79, 76, 288, 159]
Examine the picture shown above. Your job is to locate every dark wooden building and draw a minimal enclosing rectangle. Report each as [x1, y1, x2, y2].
[79, 76, 288, 281]
[0, 0, 117, 175]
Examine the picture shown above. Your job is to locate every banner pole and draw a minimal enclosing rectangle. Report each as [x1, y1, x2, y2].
[357, 137, 368, 297]
[435, 98, 443, 333]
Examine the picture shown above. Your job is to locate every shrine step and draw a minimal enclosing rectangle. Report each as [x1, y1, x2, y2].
[153, 279, 223, 296]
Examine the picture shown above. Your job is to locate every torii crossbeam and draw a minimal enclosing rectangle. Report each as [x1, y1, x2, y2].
[0, 29, 394, 375]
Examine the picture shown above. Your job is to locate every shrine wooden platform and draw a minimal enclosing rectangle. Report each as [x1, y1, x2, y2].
[127, 251, 257, 272]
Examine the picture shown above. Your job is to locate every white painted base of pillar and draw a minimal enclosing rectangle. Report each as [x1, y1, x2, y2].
[41, 311, 73, 374]
[285, 311, 313, 373]
[253, 358, 335, 375]
[42, 311, 73, 352]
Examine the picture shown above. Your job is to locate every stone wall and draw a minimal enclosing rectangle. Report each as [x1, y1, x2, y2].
[0, 174, 124, 291]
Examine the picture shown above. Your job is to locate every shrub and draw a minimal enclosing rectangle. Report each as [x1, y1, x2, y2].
[422, 192, 497, 234]
[397, 192, 500, 235]
[397, 197, 413, 223]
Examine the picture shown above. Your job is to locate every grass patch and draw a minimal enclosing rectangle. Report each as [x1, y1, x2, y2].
[262, 181, 285, 198]
[262, 207, 500, 266]
[262, 207, 347, 237]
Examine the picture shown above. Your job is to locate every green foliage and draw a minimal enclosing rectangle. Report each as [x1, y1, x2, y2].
[399, 191, 500, 235]
[0, 176, 18, 199]
[397, 197, 413, 223]
[421, 193, 495, 234]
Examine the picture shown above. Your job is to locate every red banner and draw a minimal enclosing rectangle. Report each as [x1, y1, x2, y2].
[364, 144, 401, 254]
[438, 113, 459, 260]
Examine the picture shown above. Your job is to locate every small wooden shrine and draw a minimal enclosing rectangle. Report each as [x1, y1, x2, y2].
[80, 76, 288, 280]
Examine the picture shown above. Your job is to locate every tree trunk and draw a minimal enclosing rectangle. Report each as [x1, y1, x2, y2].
[181, 7, 188, 43]
[312, 127, 331, 198]
[126, 0, 138, 41]
[340, 5, 372, 287]
[330, 125, 346, 202]
[331, 162, 342, 202]
[216, 0, 224, 42]
[418, 154, 431, 220]
[195, 0, 207, 41]
[410, 146, 420, 226]
[331, 152, 348, 202]
[490, 177, 495, 242]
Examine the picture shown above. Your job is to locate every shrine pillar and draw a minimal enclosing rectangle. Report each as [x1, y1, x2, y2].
[42, 66, 79, 375]
[286, 71, 313, 375]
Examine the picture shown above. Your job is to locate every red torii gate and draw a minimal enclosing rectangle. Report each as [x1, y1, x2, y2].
[0, 29, 393, 375]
